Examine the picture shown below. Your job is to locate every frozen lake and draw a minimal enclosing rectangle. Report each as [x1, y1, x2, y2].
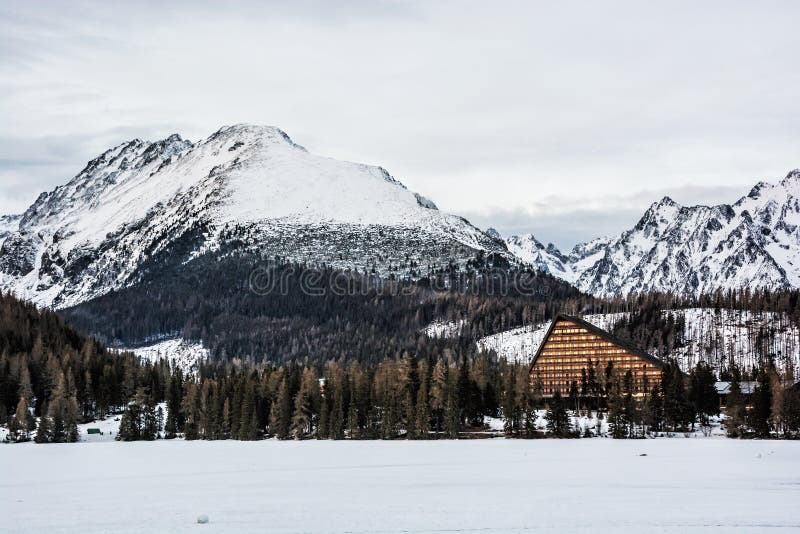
[2, 439, 799, 533]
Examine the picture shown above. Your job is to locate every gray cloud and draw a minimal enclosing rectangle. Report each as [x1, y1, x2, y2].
[1, 1, 798, 245]
[462, 184, 750, 251]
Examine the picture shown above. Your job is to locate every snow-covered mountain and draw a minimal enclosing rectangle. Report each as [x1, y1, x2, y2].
[504, 233, 577, 284]
[505, 169, 800, 296]
[0, 124, 509, 307]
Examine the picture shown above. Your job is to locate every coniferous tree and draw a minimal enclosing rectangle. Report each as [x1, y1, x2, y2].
[269, 378, 291, 439]
[517, 365, 537, 438]
[661, 360, 690, 432]
[443, 375, 460, 439]
[749, 365, 773, 438]
[414, 370, 430, 439]
[155, 406, 165, 439]
[688, 362, 719, 429]
[502, 363, 521, 436]
[545, 390, 571, 437]
[607, 375, 627, 439]
[643, 384, 663, 434]
[34, 404, 51, 443]
[430, 359, 447, 433]
[724, 372, 746, 438]
[291, 369, 318, 439]
[9, 396, 32, 442]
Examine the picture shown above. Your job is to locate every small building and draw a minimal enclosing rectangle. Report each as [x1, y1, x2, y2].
[714, 381, 756, 407]
[529, 314, 665, 397]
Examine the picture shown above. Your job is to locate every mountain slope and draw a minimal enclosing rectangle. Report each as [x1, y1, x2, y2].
[505, 170, 800, 296]
[0, 124, 509, 308]
[0, 214, 21, 248]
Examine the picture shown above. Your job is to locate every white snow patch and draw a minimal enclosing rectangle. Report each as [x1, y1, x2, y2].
[119, 338, 208, 374]
[421, 319, 466, 338]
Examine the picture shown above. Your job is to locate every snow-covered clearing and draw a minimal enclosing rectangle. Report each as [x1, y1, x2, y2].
[118, 338, 208, 374]
[2, 439, 798, 533]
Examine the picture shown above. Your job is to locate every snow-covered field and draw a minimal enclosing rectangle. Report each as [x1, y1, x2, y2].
[2, 439, 798, 533]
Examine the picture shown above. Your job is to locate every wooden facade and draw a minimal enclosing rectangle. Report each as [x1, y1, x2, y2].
[529, 314, 665, 397]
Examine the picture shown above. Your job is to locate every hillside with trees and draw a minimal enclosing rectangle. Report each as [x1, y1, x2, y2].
[0, 291, 170, 443]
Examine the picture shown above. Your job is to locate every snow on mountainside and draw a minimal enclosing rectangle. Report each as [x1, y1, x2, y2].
[0, 214, 21, 248]
[505, 169, 800, 296]
[118, 338, 208, 374]
[0, 124, 509, 308]
[504, 233, 577, 284]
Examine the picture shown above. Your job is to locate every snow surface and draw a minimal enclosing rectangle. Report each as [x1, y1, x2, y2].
[2, 439, 798, 533]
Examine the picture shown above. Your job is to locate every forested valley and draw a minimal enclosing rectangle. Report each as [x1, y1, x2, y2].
[3, 256, 800, 443]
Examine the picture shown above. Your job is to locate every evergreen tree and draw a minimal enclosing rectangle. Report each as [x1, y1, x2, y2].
[517, 366, 537, 438]
[155, 406, 165, 439]
[291, 369, 319, 439]
[430, 360, 447, 433]
[724, 372, 746, 438]
[661, 360, 690, 432]
[568, 380, 580, 413]
[414, 373, 430, 439]
[688, 362, 719, 429]
[9, 396, 31, 442]
[270, 378, 291, 439]
[643, 384, 663, 434]
[34, 406, 51, 444]
[117, 402, 140, 441]
[443, 377, 460, 439]
[545, 390, 571, 437]
[502, 363, 521, 436]
[749, 365, 773, 438]
[607, 376, 627, 439]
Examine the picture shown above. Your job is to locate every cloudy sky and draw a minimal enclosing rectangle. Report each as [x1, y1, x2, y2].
[1, 1, 798, 249]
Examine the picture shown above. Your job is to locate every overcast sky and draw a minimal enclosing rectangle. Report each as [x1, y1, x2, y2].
[1, 1, 798, 249]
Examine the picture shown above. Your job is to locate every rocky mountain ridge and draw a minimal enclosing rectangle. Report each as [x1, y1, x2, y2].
[504, 169, 800, 296]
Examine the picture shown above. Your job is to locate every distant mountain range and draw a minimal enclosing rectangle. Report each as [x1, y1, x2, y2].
[0, 124, 798, 307]
[0, 124, 509, 308]
[501, 169, 800, 296]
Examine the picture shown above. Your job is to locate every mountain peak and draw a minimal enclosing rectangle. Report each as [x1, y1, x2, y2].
[209, 123, 305, 151]
[654, 195, 679, 208]
[1, 124, 509, 307]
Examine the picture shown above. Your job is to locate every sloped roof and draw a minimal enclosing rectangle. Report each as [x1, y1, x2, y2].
[529, 313, 667, 372]
[715, 381, 757, 395]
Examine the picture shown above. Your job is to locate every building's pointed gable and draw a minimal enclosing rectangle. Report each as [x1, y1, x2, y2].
[529, 314, 665, 397]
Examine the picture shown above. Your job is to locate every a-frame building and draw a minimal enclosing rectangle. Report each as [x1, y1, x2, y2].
[529, 314, 665, 397]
